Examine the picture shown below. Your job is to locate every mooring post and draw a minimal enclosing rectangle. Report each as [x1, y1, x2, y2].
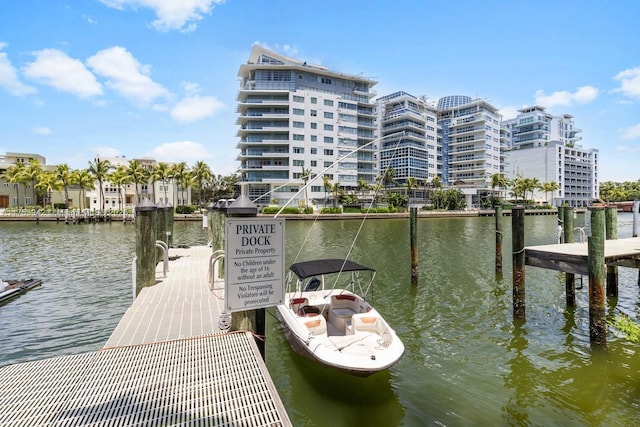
[562, 206, 576, 306]
[228, 196, 266, 359]
[410, 207, 418, 286]
[135, 199, 157, 296]
[588, 207, 606, 346]
[165, 203, 174, 248]
[156, 201, 169, 261]
[495, 205, 503, 275]
[511, 206, 525, 319]
[633, 199, 639, 238]
[605, 206, 618, 297]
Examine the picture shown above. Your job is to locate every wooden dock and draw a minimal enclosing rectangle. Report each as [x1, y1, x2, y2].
[525, 237, 640, 275]
[0, 245, 292, 426]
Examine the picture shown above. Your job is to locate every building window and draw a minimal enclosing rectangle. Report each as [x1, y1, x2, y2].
[311, 97, 317, 104]
[311, 160, 317, 167]
[311, 110, 317, 117]
[324, 137, 334, 143]
[311, 148, 317, 154]
[292, 95, 304, 102]
[311, 122, 317, 129]
[293, 147, 304, 154]
[324, 112, 334, 119]
[293, 134, 304, 141]
[324, 99, 334, 107]
[293, 121, 304, 128]
[293, 159, 304, 166]
[311, 135, 317, 142]
[324, 124, 334, 131]
[324, 149, 334, 156]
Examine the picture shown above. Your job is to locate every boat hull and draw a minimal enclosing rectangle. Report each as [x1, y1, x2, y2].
[0, 279, 43, 304]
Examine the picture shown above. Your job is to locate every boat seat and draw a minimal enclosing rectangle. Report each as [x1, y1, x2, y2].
[352, 313, 382, 334]
[290, 297, 309, 314]
[329, 294, 359, 330]
[303, 315, 327, 336]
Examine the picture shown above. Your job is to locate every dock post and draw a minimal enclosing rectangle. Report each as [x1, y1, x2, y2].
[605, 206, 618, 297]
[588, 207, 606, 346]
[410, 207, 418, 286]
[156, 201, 169, 261]
[166, 203, 174, 248]
[633, 199, 639, 238]
[228, 196, 266, 359]
[562, 206, 576, 306]
[511, 206, 525, 319]
[135, 199, 158, 296]
[495, 205, 503, 275]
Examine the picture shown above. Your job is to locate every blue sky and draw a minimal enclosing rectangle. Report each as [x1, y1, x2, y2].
[1, 0, 639, 181]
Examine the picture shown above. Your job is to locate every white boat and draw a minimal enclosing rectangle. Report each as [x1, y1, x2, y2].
[275, 258, 404, 376]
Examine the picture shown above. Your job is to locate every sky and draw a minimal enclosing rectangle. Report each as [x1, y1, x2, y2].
[1, 0, 640, 182]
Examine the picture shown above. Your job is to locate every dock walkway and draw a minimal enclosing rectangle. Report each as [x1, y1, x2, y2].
[525, 237, 640, 275]
[0, 246, 291, 426]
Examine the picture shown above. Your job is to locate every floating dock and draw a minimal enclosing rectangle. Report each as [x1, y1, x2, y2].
[0, 246, 291, 426]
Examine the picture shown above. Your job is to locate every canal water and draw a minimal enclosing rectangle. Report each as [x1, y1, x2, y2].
[1, 214, 639, 426]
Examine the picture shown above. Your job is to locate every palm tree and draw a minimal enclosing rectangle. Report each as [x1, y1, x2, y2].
[382, 168, 396, 190]
[490, 173, 510, 201]
[1, 163, 26, 207]
[88, 158, 113, 211]
[108, 166, 130, 212]
[151, 162, 173, 204]
[322, 175, 332, 205]
[431, 176, 442, 190]
[331, 182, 342, 208]
[192, 161, 212, 206]
[540, 181, 560, 206]
[25, 159, 43, 206]
[300, 166, 311, 208]
[405, 177, 418, 199]
[35, 170, 61, 210]
[72, 169, 95, 210]
[124, 159, 149, 204]
[170, 162, 188, 206]
[55, 164, 73, 209]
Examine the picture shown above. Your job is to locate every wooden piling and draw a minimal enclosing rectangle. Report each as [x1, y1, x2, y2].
[495, 205, 503, 275]
[605, 206, 618, 297]
[588, 207, 606, 346]
[633, 200, 639, 238]
[410, 207, 418, 286]
[511, 206, 525, 319]
[166, 203, 174, 247]
[562, 206, 576, 306]
[156, 202, 169, 261]
[135, 199, 157, 296]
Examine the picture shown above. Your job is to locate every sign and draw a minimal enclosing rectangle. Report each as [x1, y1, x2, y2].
[225, 217, 285, 312]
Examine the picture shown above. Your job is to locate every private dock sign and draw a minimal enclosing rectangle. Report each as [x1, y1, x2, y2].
[225, 217, 285, 312]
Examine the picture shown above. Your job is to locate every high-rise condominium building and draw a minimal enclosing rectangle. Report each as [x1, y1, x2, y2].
[376, 92, 438, 185]
[503, 106, 597, 207]
[236, 46, 378, 206]
[437, 96, 504, 206]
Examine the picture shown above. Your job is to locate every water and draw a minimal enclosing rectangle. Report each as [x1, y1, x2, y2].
[1, 215, 639, 426]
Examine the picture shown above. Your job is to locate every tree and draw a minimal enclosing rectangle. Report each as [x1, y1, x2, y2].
[322, 175, 332, 204]
[108, 166, 130, 212]
[72, 169, 95, 210]
[382, 168, 396, 190]
[490, 173, 510, 201]
[405, 177, 418, 199]
[55, 164, 72, 209]
[431, 176, 442, 190]
[171, 162, 189, 206]
[125, 159, 147, 204]
[1, 163, 26, 207]
[25, 159, 43, 206]
[540, 181, 560, 205]
[331, 182, 342, 208]
[151, 162, 173, 204]
[300, 166, 311, 208]
[88, 158, 113, 211]
[192, 161, 212, 207]
[34, 170, 61, 210]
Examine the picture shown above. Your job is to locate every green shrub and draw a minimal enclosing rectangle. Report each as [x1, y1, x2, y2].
[261, 206, 301, 214]
[175, 205, 197, 214]
[321, 207, 343, 214]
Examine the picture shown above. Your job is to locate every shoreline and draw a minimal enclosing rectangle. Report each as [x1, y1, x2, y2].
[0, 208, 568, 222]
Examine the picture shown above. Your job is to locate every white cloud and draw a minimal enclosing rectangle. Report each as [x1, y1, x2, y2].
[616, 145, 640, 153]
[0, 43, 37, 96]
[613, 66, 640, 100]
[91, 146, 123, 158]
[497, 105, 520, 120]
[32, 127, 51, 135]
[87, 46, 169, 106]
[99, 0, 224, 32]
[534, 85, 599, 108]
[620, 123, 640, 140]
[22, 48, 103, 98]
[148, 141, 212, 163]
[171, 95, 224, 122]
[254, 41, 300, 59]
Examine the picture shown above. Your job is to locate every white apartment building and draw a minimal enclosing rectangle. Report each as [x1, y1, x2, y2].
[236, 45, 378, 207]
[503, 106, 597, 207]
[376, 92, 438, 185]
[437, 96, 504, 207]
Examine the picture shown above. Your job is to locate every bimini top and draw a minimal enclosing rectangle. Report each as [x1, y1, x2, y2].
[289, 259, 375, 280]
